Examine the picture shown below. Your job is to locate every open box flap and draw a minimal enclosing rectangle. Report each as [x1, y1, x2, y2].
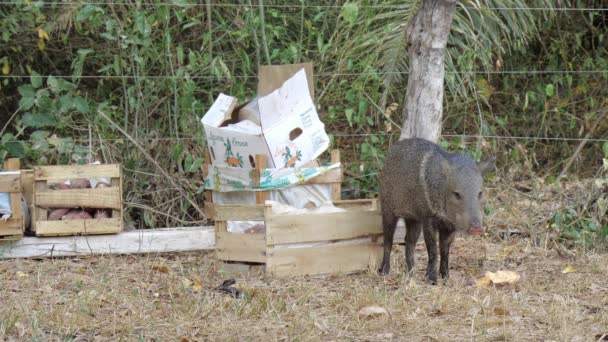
[257, 69, 315, 130]
[200, 93, 239, 128]
[258, 63, 314, 98]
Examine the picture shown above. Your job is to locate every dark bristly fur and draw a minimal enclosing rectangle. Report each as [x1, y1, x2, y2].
[379, 138, 495, 283]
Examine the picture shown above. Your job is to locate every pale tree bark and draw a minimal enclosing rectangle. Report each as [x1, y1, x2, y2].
[399, 0, 458, 143]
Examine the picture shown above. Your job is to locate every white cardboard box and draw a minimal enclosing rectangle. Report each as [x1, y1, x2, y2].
[201, 65, 330, 168]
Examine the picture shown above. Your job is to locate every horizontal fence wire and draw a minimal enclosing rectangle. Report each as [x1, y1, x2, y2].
[1, 70, 608, 80]
[0, 1, 607, 11]
[2, 134, 608, 144]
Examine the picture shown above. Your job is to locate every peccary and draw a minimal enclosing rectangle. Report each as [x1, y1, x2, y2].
[379, 138, 495, 283]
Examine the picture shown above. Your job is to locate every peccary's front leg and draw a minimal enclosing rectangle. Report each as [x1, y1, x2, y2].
[404, 219, 422, 276]
[423, 221, 438, 284]
[380, 212, 398, 275]
[439, 228, 456, 280]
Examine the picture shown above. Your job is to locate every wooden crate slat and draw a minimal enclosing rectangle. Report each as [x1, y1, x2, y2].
[0, 218, 22, 237]
[216, 231, 266, 263]
[0, 173, 21, 192]
[20, 170, 34, 212]
[35, 187, 122, 210]
[206, 203, 266, 221]
[266, 210, 381, 245]
[111, 172, 122, 221]
[33, 164, 120, 180]
[304, 167, 342, 185]
[9, 192, 22, 220]
[334, 199, 379, 209]
[266, 242, 383, 277]
[35, 218, 122, 236]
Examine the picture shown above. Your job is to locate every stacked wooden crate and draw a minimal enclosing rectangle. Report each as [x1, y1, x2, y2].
[0, 159, 28, 240]
[31, 163, 123, 236]
[204, 150, 384, 277]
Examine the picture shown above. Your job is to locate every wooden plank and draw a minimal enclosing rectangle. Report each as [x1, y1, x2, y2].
[0, 226, 215, 259]
[266, 242, 383, 277]
[206, 203, 266, 221]
[254, 155, 267, 205]
[3, 158, 20, 170]
[111, 173, 122, 225]
[0, 173, 21, 192]
[302, 167, 342, 185]
[0, 218, 22, 237]
[203, 202, 215, 219]
[20, 170, 34, 209]
[35, 218, 122, 236]
[334, 199, 377, 210]
[9, 192, 22, 220]
[331, 150, 341, 202]
[266, 210, 382, 245]
[202, 149, 213, 205]
[32, 181, 46, 232]
[33, 164, 120, 180]
[35, 187, 121, 210]
[216, 231, 266, 263]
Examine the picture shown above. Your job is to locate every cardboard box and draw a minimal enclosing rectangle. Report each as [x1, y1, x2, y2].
[201, 64, 330, 169]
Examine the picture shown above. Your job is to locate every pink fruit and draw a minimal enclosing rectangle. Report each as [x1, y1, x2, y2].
[70, 178, 91, 189]
[48, 208, 70, 221]
[61, 209, 93, 220]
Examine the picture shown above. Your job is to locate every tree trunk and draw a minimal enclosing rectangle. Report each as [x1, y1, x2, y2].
[399, 0, 457, 143]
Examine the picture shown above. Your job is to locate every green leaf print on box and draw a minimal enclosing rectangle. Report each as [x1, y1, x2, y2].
[282, 146, 302, 168]
[213, 166, 221, 191]
[224, 140, 244, 167]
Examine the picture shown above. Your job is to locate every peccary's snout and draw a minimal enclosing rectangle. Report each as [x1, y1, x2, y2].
[467, 217, 483, 235]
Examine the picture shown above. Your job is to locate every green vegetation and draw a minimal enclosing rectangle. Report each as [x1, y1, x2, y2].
[1, 1, 607, 240]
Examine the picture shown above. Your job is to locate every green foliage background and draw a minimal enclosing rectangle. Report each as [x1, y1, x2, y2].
[1, 0, 607, 231]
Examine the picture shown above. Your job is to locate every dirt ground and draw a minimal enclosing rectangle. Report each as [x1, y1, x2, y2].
[1, 179, 608, 341]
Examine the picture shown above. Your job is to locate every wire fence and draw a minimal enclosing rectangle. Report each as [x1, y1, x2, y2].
[3, 134, 608, 144]
[1, 70, 608, 79]
[1, 1, 608, 11]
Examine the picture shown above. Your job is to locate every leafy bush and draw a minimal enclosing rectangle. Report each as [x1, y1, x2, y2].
[1, 1, 607, 230]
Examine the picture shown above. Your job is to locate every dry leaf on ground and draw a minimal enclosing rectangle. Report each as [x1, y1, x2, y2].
[475, 270, 521, 287]
[359, 306, 388, 318]
[494, 307, 511, 316]
[561, 265, 576, 274]
[151, 264, 169, 273]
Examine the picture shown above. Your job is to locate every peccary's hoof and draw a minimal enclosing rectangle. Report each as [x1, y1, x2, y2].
[426, 276, 438, 285]
[379, 265, 390, 276]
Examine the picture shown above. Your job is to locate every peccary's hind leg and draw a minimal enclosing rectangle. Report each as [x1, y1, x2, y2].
[423, 220, 438, 284]
[439, 226, 456, 281]
[404, 219, 422, 276]
[380, 212, 398, 275]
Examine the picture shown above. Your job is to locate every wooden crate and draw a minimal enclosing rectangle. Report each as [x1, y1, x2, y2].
[204, 151, 384, 277]
[0, 159, 25, 240]
[32, 164, 123, 236]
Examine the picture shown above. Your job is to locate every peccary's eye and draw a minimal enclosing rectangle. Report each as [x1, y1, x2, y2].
[453, 191, 461, 200]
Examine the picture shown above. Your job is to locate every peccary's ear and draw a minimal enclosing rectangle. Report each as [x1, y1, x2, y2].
[477, 157, 496, 177]
[440, 158, 453, 178]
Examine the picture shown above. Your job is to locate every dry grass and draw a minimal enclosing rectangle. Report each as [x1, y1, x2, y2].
[1, 179, 608, 341]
